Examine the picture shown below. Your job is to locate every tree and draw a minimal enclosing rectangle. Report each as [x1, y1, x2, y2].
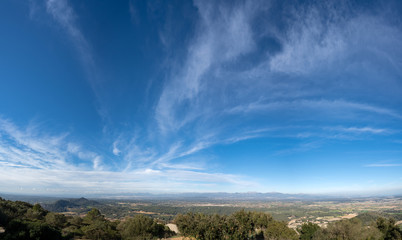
[83, 208, 105, 223]
[175, 212, 198, 237]
[45, 212, 67, 228]
[251, 211, 273, 230]
[118, 214, 173, 240]
[313, 218, 376, 240]
[298, 222, 320, 240]
[230, 210, 255, 240]
[81, 208, 120, 240]
[0, 208, 7, 227]
[376, 217, 402, 240]
[264, 221, 298, 240]
[2, 219, 63, 240]
[25, 204, 47, 220]
[82, 220, 120, 240]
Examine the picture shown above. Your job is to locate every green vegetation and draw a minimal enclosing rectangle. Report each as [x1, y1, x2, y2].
[1, 197, 401, 239]
[118, 214, 173, 239]
[297, 222, 320, 240]
[43, 197, 102, 214]
[175, 210, 272, 239]
[376, 217, 402, 240]
[264, 220, 298, 240]
[175, 210, 402, 240]
[0, 197, 173, 240]
[36, 196, 402, 225]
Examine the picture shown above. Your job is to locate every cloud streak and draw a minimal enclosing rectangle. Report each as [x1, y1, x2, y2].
[155, 0, 258, 132]
[152, 0, 402, 144]
[46, 0, 94, 72]
[0, 165, 257, 195]
[44, 0, 111, 120]
[12, 0, 402, 194]
[269, 2, 402, 76]
[119, 1, 402, 188]
[0, 117, 102, 171]
[0, 117, 255, 194]
[365, 164, 402, 168]
[228, 99, 402, 120]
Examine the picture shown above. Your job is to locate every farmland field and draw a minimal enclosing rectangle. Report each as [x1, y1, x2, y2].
[6, 194, 401, 229]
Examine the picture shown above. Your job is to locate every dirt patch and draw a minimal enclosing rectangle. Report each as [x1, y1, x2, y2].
[166, 223, 179, 234]
[340, 213, 357, 219]
[133, 210, 157, 214]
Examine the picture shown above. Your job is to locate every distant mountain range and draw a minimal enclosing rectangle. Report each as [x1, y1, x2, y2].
[42, 197, 101, 212]
[88, 192, 402, 201]
[2, 192, 401, 203]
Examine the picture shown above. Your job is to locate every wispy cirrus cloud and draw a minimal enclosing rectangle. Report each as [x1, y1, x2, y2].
[116, 0, 402, 180]
[45, 0, 94, 72]
[0, 165, 257, 195]
[269, 3, 347, 74]
[0, 117, 102, 171]
[36, 0, 402, 172]
[44, 0, 110, 119]
[365, 163, 402, 167]
[153, 0, 402, 134]
[227, 99, 402, 121]
[269, 2, 402, 75]
[328, 127, 390, 134]
[155, 0, 259, 132]
[128, 0, 140, 25]
[0, 117, 256, 194]
[15, 0, 402, 194]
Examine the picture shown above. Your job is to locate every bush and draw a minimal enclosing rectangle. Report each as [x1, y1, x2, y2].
[118, 214, 173, 240]
[298, 222, 320, 240]
[264, 221, 298, 240]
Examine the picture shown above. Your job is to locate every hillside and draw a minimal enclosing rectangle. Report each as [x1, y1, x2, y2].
[43, 197, 101, 212]
[1, 196, 402, 239]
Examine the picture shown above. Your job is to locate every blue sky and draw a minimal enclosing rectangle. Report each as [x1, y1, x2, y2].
[0, 0, 402, 196]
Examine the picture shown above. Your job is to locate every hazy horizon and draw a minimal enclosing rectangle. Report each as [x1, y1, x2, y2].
[2, 190, 402, 200]
[1, 0, 402, 196]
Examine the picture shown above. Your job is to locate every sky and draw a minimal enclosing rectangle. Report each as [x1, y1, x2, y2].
[0, 0, 402, 196]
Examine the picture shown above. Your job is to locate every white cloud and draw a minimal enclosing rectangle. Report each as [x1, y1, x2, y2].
[228, 99, 402, 120]
[44, 0, 109, 119]
[93, 156, 102, 170]
[365, 164, 402, 167]
[112, 141, 121, 156]
[149, 1, 402, 172]
[270, 6, 346, 74]
[0, 117, 257, 194]
[0, 164, 256, 194]
[330, 127, 389, 134]
[159, 162, 205, 171]
[0, 118, 70, 170]
[0, 117, 105, 171]
[269, 4, 402, 75]
[17, 1, 402, 195]
[155, 0, 258, 132]
[117, 2, 402, 197]
[46, 0, 93, 70]
[141, 168, 161, 174]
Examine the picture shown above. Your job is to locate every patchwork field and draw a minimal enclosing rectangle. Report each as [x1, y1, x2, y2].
[14, 194, 400, 229]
